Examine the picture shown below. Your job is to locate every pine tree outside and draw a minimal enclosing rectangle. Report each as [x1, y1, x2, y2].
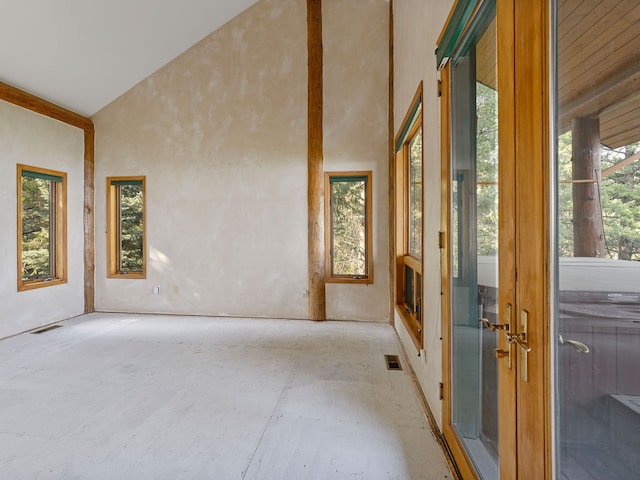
[325, 171, 372, 283]
[21, 176, 52, 281]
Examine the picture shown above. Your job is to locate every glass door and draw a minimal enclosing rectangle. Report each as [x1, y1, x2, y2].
[442, 1, 549, 477]
[554, 1, 640, 479]
[449, 3, 506, 478]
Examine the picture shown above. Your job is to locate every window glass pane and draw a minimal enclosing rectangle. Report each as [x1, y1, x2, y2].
[331, 178, 367, 276]
[409, 128, 423, 258]
[404, 265, 415, 311]
[21, 176, 52, 281]
[119, 184, 144, 272]
[450, 3, 499, 478]
[416, 272, 422, 325]
[555, 1, 640, 478]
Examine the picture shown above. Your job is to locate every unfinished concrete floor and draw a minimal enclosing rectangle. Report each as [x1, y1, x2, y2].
[0, 313, 452, 479]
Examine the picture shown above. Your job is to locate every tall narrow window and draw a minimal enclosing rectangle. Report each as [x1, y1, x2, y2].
[395, 85, 423, 348]
[17, 164, 67, 291]
[325, 171, 373, 284]
[408, 129, 423, 258]
[107, 177, 146, 278]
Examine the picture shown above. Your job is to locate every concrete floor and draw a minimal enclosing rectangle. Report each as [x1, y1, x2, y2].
[0, 313, 452, 480]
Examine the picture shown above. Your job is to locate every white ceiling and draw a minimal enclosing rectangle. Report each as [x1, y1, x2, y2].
[0, 0, 260, 117]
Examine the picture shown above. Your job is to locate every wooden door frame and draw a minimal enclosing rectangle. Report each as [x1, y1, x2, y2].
[439, 0, 552, 478]
[513, 0, 552, 477]
[440, 61, 481, 480]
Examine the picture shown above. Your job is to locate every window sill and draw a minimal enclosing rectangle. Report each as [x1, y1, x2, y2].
[107, 272, 146, 279]
[18, 278, 67, 292]
[326, 276, 373, 285]
[395, 305, 423, 351]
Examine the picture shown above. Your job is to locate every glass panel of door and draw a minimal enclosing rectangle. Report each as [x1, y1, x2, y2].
[450, 2, 499, 478]
[555, 1, 640, 479]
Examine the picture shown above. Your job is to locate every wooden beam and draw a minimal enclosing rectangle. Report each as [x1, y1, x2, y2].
[84, 128, 96, 313]
[602, 150, 640, 177]
[388, 0, 395, 325]
[559, 64, 640, 134]
[572, 116, 605, 257]
[307, 0, 325, 321]
[0, 81, 93, 131]
[0, 81, 95, 314]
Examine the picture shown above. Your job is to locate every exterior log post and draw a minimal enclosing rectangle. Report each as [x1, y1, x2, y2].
[572, 116, 605, 257]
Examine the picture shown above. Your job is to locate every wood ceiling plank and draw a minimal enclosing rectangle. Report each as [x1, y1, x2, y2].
[557, 0, 605, 43]
[559, 2, 640, 101]
[559, 64, 640, 133]
[476, 16, 497, 89]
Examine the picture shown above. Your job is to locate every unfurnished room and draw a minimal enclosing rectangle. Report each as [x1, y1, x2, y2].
[1, 1, 639, 479]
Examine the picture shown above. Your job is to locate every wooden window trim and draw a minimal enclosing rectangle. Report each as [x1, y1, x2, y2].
[17, 164, 68, 291]
[324, 171, 373, 284]
[394, 83, 424, 350]
[106, 176, 146, 279]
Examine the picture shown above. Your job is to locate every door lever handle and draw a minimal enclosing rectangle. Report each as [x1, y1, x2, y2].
[558, 334, 590, 353]
[479, 318, 509, 332]
[506, 331, 532, 352]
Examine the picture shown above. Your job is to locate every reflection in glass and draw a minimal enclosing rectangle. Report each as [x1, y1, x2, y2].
[450, 3, 499, 478]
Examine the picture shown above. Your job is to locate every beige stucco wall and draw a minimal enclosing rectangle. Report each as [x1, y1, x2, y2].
[93, 0, 391, 322]
[93, 0, 308, 319]
[324, 0, 389, 321]
[393, 0, 455, 429]
[0, 100, 85, 338]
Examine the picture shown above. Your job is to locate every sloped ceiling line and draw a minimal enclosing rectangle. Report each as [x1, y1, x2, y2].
[0, 0, 260, 116]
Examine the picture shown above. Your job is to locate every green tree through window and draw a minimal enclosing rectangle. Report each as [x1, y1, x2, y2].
[119, 184, 144, 272]
[17, 164, 67, 291]
[21, 176, 52, 280]
[557, 135, 640, 261]
[325, 172, 373, 283]
[107, 177, 146, 278]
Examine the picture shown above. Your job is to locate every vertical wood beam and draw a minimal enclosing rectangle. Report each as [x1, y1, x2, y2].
[307, 0, 326, 321]
[388, 0, 395, 325]
[84, 128, 96, 313]
[572, 116, 605, 257]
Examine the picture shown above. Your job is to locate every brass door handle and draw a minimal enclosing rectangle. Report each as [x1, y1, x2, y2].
[489, 303, 513, 369]
[506, 331, 532, 352]
[518, 310, 530, 382]
[479, 317, 509, 331]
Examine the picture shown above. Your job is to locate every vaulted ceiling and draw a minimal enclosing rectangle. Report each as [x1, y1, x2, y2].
[0, 0, 260, 117]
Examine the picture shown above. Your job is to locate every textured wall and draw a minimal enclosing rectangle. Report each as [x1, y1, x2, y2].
[93, 0, 390, 321]
[393, 0, 455, 428]
[324, 0, 389, 321]
[93, 0, 309, 319]
[0, 100, 85, 338]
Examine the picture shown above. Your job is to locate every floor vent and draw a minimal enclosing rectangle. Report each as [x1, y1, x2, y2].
[385, 354, 402, 371]
[30, 325, 63, 335]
